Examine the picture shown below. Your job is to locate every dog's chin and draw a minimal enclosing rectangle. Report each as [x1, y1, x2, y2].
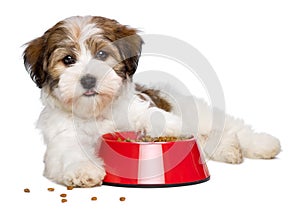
[68, 92, 113, 119]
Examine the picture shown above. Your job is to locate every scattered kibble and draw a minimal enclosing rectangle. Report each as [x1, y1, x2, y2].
[23, 186, 108, 203]
[67, 186, 74, 190]
[61, 199, 67, 203]
[119, 196, 126, 201]
[24, 188, 30, 193]
[60, 193, 67, 197]
[91, 196, 97, 201]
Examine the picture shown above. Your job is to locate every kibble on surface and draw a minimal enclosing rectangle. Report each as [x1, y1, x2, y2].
[60, 193, 67, 197]
[67, 186, 74, 190]
[91, 196, 97, 201]
[24, 188, 30, 193]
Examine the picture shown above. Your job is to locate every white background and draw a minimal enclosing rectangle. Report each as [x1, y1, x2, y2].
[1, 0, 299, 210]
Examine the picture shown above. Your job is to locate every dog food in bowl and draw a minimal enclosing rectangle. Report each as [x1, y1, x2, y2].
[119, 135, 192, 143]
[98, 131, 210, 187]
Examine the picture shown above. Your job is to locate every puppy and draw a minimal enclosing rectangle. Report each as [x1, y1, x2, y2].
[23, 16, 281, 187]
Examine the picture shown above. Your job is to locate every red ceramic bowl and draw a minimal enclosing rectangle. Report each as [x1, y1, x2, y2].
[97, 131, 210, 187]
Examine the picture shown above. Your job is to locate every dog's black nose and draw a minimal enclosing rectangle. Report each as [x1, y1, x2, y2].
[80, 74, 96, 89]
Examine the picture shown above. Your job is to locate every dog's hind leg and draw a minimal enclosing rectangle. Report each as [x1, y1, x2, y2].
[183, 98, 281, 163]
[218, 116, 281, 160]
[235, 124, 281, 159]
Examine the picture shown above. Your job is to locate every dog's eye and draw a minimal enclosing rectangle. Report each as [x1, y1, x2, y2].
[96, 50, 109, 61]
[62, 55, 76, 66]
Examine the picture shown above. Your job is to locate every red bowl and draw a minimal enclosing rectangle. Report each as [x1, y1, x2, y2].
[97, 131, 210, 187]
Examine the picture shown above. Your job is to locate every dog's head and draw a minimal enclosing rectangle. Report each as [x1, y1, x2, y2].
[23, 16, 143, 118]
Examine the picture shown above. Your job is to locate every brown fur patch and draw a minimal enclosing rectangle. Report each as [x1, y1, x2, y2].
[23, 36, 47, 88]
[23, 20, 77, 89]
[91, 16, 143, 78]
[135, 84, 172, 112]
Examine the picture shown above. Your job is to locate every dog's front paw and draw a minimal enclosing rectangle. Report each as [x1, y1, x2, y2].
[62, 161, 106, 187]
[145, 110, 183, 137]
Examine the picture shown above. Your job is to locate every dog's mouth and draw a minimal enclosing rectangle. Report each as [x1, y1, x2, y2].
[83, 90, 98, 97]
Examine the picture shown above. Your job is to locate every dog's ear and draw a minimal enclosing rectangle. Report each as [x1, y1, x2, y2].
[101, 20, 143, 78]
[23, 35, 47, 88]
[114, 28, 143, 77]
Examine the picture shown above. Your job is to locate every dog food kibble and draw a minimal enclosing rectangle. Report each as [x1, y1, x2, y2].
[23, 186, 108, 203]
[67, 186, 74, 190]
[119, 197, 126, 201]
[122, 135, 192, 142]
[60, 193, 67, 197]
[24, 188, 30, 193]
[61, 199, 67, 203]
[91, 197, 97, 201]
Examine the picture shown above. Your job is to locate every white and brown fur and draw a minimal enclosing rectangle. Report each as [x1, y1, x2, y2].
[23, 16, 281, 187]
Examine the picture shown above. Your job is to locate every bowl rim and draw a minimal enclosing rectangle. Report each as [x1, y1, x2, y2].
[101, 131, 196, 145]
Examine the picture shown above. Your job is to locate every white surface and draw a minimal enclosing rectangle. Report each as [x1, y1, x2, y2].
[1, 0, 299, 210]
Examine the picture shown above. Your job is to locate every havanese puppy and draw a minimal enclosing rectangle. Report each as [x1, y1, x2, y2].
[23, 16, 281, 187]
